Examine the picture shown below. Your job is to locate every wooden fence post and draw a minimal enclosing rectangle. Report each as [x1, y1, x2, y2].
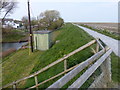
[13, 83, 16, 90]
[90, 42, 99, 79]
[106, 55, 111, 82]
[91, 47, 96, 54]
[34, 75, 39, 90]
[100, 55, 111, 87]
[64, 60, 67, 74]
[96, 42, 99, 53]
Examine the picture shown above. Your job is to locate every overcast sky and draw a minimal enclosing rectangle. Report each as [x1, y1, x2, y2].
[0, 0, 119, 22]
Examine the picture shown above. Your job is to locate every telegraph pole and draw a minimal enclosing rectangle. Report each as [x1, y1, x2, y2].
[28, 0, 33, 52]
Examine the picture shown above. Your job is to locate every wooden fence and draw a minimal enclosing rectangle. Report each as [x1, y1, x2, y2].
[47, 40, 112, 89]
[2, 38, 112, 89]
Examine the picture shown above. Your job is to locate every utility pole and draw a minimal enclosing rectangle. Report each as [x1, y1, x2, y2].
[28, 0, 33, 52]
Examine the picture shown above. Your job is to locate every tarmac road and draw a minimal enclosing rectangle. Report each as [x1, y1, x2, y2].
[75, 24, 120, 57]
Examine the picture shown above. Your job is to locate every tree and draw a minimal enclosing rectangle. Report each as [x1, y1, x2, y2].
[21, 16, 28, 30]
[31, 17, 37, 28]
[39, 10, 64, 30]
[0, 0, 18, 23]
[22, 16, 38, 30]
[56, 18, 64, 28]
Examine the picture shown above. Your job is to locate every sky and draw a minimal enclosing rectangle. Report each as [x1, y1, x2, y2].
[0, 0, 119, 22]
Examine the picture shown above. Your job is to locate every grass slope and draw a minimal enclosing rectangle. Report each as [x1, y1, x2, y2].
[2, 49, 43, 86]
[25, 23, 94, 88]
[2, 28, 61, 87]
[2, 23, 94, 88]
[31, 23, 93, 73]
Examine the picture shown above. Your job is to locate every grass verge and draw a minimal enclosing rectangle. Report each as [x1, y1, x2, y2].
[111, 53, 120, 83]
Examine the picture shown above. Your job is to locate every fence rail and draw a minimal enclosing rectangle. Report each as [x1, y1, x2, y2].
[2, 38, 112, 89]
[2, 39, 96, 88]
[47, 49, 106, 88]
[47, 39, 112, 89]
[68, 49, 112, 88]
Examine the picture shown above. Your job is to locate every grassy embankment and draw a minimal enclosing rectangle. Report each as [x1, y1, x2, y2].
[2, 23, 119, 89]
[2, 29, 28, 42]
[2, 23, 95, 88]
[79, 24, 120, 40]
[2, 27, 61, 86]
[24, 23, 95, 89]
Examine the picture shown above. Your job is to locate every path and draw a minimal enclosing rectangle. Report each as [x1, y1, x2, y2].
[74, 24, 120, 57]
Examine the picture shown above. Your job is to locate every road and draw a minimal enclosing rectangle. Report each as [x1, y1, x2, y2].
[75, 24, 120, 57]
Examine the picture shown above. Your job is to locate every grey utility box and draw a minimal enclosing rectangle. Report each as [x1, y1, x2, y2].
[33, 30, 53, 51]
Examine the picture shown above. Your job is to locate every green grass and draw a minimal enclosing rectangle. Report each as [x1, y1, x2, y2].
[31, 23, 93, 73]
[24, 23, 94, 88]
[2, 27, 63, 88]
[2, 24, 93, 88]
[2, 29, 27, 42]
[2, 49, 43, 86]
[79, 24, 120, 40]
[2, 23, 95, 88]
[2, 23, 119, 89]
[111, 53, 120, 83]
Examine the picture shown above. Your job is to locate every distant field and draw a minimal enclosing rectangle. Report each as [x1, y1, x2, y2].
[76, 23, 119, 34]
